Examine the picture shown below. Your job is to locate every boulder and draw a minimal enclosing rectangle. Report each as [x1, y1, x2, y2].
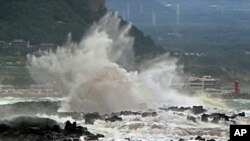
[195, 136, 205, 141]
[0, 116, 104, 141]
[210, 113, 229, 123]
[84, 112, 102, 125]
[120, 111, 141, 116]
[187, 116, 196, 123]
[141, 112, 157, 117]
[201, 114, 209, 122]
[238, 112, 245, 117]
[105, 115, 122, 122]
[192, 106, 206, 115]
[0, 124, 11, 133]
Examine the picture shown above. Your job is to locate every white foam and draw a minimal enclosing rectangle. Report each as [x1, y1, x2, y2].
[28, 13, 197, 113]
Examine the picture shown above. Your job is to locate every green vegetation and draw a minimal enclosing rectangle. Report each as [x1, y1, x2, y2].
[0, 0, 163, 56]
[0, 0, 102, 44]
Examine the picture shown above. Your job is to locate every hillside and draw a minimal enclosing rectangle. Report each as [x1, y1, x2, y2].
[0, 0, 163, 56]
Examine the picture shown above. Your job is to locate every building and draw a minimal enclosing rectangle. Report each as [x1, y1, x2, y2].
[188, 76, 222, 94]
[11, 39, 27, 48]
[38, 42, 56, 52]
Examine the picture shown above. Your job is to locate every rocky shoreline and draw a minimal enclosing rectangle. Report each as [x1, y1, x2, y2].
[0, 105, 248, 141]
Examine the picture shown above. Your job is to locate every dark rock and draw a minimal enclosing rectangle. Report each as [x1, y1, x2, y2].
[211, 115, 221, 124]
[0, 124, 11, 133]
[52, 125, 61, 132]
[120, 111, 141, 116]
[0, 116, 99, 141]
[142, 112, 151, 117]
[207, 139, 215, 141]
[210, 113, 229, 123]
[180, 107, 191, 111]
[152, 112, 157, 117]
[65, 120, 73, 131]
[96, 133, 105, 138]
[179, 139, 185, 141]
[64, 120, 87, 136]
[84, 112, 102, 125]
[159, 106, 191, 112]
[141, 112, 157, 117]
[201, 114, 209, 122]
[84, 135, 98, 141]
[195, 136, 205, 141]
[187, 116, 196, 122]
[120, 111, 133, 115]
[192, 106, 206, 115]
[105, 115, 122, 122]
[229, 112, 245, 119]
[238, 112, 245, 117]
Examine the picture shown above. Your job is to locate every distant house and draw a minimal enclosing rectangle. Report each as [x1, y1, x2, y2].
[11, 39, 27, 48]
[38, 42, 56, 52]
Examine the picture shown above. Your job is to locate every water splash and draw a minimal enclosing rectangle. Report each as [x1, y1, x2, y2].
[28, 13, 197, 113]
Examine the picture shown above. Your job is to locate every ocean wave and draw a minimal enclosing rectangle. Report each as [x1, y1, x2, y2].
[0, 96, 64, 106]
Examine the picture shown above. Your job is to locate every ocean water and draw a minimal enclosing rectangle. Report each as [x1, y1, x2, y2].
[0, 96, 64, 105]
[1, 96, 250, 141]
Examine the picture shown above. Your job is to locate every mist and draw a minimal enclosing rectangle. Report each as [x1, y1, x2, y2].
[28, 13, 199, 113]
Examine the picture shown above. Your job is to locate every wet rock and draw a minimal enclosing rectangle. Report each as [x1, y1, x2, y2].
[211, 115, 221, 124]
[187, 116, 196, 123]
[141, 112, 157, 117]
[210, 113, 229, 123]
[65, 120, 88, 136]
[0, 124, 11, 133]
[0, 116, 97, 141]
[52, 125, 61, 132]
[207, 139, 215, 141]
[105, 115, 122, 122]
[238, 112, 245, 117]
[84, 112, 102, 125]
[195, 136, 205, 141]
[159, 106, 191, 112]
[228, 112, 245, 119]
[96, 133, 105, 138]
[192, 106, 206, 115]
[180, 107, 191, 111]
[120, 111, 141, 116]
[120, 111, 133, 115]
[84, 135, 98, 141]
[201, 114, 209, 122]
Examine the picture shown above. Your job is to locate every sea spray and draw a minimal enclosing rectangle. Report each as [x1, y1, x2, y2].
[28, 13, 198, 113]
